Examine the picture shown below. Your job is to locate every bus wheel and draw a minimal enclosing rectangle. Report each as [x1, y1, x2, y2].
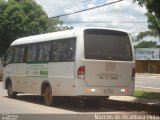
[44, 86, 53, 106]
[7, 83, 17, 98]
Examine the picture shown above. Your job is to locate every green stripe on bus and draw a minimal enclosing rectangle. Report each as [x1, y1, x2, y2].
[27, 62, 48, 64]
[26, 76, 48, 78]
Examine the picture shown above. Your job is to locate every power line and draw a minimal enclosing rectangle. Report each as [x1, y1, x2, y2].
[51, 0, 92, 13]
[63, 21, 148, 24]
[51, 0, 124, 18]
[50, 0, 93, 17]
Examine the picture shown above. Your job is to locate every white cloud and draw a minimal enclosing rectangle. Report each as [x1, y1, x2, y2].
[34, 0, 148, 35]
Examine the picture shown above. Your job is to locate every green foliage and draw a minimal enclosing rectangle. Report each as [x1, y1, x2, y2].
[0, 0, 72, 56]
[157, 45, 160, 48]
[134, 41, 159, 48]
[133, 0, 160, 19]
[134, 90, 160, 99]
[136, 12, 160, 40]
[133, 0, 160, 41]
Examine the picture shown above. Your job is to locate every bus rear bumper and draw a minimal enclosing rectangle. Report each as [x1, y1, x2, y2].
[75, 85, 135, 97]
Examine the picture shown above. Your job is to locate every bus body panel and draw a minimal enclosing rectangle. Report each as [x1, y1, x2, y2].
[4, 64, 25, 92]
[84, 60, 134, 87]
[48, 62, 76, 96]
[3, 27, 135, 99]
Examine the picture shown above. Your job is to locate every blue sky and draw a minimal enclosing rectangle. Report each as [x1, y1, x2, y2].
[35, 0, 148, 36]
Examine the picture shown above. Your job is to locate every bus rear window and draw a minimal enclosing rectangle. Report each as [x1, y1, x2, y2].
[84, 29, 133, 61]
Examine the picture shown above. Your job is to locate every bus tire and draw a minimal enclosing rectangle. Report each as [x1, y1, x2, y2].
[7, 83, 17, 98]
[44, 86, 53, 106]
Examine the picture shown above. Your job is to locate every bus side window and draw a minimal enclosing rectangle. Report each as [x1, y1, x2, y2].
[23, 46, 28, 63]
[5, 47, 14, 65]
[67, 39, 76, 61]
[13, 46, 26, 63]
[50, 38, 76, 62]
[18, 46, 26, 63]
[58, 41, 67, 62]
[50, 42, 59, 62]
[37, 42, 51, 62]
[13, 47, 19, 63]
[28, 44, 38, 62]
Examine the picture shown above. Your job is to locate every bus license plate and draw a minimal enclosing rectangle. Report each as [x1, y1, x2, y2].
[104, 89, 113, 94]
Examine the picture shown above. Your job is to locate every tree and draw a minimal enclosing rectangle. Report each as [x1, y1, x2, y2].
[136, 13, 160, 40]
[134, 41, 159, 48]
[0, 0, 72, 56]
[134, 0, 160, 18]
[133, 0, 160, 41]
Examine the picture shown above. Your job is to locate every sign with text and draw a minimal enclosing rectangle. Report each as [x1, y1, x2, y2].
[26, 63, 48, 78]
[135, 48, 160, 60]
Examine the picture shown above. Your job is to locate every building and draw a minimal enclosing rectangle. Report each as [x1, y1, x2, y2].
[135, 48, 160, 73]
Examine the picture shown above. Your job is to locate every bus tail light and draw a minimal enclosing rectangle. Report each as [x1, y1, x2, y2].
[121, 88, 128, 93]
[77, 66, 85, 79]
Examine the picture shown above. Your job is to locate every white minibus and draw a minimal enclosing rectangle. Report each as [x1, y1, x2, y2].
[3, 27, 135, 106]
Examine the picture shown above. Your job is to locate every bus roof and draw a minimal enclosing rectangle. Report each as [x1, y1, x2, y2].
[11, 29, 76, 46]
[11, 27, 128, 46]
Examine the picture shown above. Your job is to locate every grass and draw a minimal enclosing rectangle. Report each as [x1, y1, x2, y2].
[134, 90, 160, 99]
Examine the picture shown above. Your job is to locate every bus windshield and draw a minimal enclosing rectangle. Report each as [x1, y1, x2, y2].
[84, 29, 133, 61]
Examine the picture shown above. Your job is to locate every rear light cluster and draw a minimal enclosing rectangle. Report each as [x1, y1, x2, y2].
[77, 66, 85, 79]
[121, 88, 129, 93]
